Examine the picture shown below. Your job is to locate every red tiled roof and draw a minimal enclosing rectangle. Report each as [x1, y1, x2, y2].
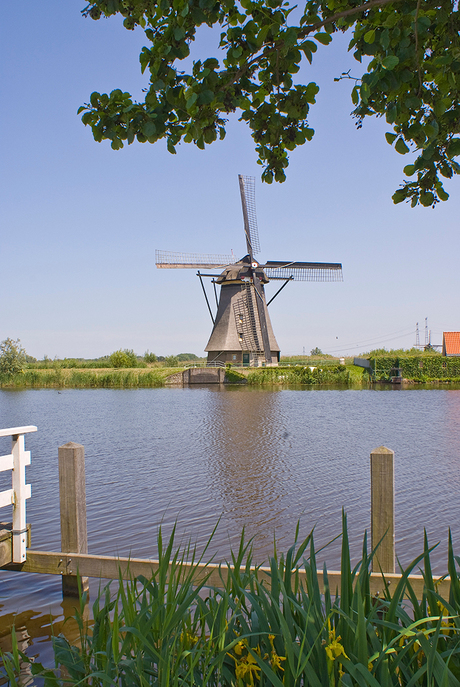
[443, 332, 460, 356]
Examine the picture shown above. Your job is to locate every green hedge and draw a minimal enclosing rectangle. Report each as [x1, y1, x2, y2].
[369, 355, 460, 381]
[247, 365, 349, 385]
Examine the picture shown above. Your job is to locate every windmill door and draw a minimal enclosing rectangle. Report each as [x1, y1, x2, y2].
[242, 353, 250, 366]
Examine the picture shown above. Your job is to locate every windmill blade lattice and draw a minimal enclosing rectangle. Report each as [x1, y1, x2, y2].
[263, 261, 343, 281]
[239, 175, 260, 257]
[155, 250, 235, 269]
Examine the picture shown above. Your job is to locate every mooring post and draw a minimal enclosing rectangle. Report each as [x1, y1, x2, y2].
[58, 442, 89, 597]
[370, 446, 395, 573]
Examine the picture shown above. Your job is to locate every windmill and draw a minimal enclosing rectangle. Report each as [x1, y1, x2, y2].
[156, 175, 343, 367]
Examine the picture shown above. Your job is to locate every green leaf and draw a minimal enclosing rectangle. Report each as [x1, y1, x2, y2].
[364, 29, 375, 44]
[392, 189, 406, 204]
[382, 55, 399, 70]
[300, 40, 317, 54]
[420, 191, 434, 206]
[385, 132, 397, 144]
[174, 26, 185, 41]
[439, 164, 453, 178]
[437, 186, 449, 201]
[403, 164, 416, 176]
[351, 85, 359, 105]
[395, 137, 410, 154]
[203, 57, 219, 70]
[186, 93, 198, 110]
[360, 81, 370, 104]
[304, 82, 319, 103]
[198, 89, 214, 104]
[447, 138, 460, 158]
[380, 28, 390, 50]
[314, 32, 332, 45]
[386, 105, 397, 123]
[167, 138, 177, 154]
[143, 121, 157, 138]
[424, 122, 438, 139]
[81, 112, 94, 126]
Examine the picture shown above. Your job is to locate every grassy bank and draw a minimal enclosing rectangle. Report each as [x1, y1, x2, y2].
[2, 517, 460, 686]
[0, 363, 369, 389]
[0, 367, 180, 389]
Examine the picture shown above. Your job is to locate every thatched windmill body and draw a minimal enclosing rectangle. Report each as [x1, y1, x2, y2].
[156, 175, 343, 367]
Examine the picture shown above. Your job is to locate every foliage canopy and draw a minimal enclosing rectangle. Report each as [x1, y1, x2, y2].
[0, 338, 27, 376]
[109, 348, 139, 367]
[80, 0, 460, 206]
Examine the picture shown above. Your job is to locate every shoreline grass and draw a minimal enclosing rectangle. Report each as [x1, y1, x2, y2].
[2, 364, 459, 389]
[0, 367, 179, 389]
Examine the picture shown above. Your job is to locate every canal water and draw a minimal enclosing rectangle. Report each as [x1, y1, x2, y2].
[1, 386, 460, 664]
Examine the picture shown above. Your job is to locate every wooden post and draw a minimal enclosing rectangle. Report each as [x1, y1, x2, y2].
[370, 446, 395, 573]
[11, 433, 32, 563]
[58, 442, 89, 597]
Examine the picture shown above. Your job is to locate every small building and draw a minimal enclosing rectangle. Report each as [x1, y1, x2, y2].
[442, 332, 460, 356]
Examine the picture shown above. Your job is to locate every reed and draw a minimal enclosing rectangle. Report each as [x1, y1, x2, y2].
[2, 516, 460, 686]
[0, 368, 177, 389]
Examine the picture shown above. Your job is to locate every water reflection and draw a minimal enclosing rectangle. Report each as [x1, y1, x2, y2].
[0, 597, 87, 684]
[199, 388, 292, 556]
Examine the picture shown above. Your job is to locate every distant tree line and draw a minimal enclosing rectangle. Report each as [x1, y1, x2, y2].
[0, 338, 204, 375]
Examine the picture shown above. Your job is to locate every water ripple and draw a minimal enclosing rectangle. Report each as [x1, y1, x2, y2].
[1, 386, 460, 651]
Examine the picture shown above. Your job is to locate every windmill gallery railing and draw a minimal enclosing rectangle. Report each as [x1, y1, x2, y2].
[0, 430, 451, 599]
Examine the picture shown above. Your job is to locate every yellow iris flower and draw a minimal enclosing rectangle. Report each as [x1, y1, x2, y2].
[325, 626, 349, 662]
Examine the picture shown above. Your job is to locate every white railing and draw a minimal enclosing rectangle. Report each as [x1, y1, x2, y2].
[0, 426, 36, 562]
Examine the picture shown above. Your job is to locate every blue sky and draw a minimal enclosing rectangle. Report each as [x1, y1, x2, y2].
[2, 2, 459, 359]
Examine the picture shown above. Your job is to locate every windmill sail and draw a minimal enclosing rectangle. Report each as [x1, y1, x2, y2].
[155, 250, 235, 269]
[263, 261, 343, 281]
[239, 175, 260, 258]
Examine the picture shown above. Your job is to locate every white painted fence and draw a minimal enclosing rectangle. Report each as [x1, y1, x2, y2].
[0, 426, 36, 562]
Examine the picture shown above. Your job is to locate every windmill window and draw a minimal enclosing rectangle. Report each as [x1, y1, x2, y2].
[442, 361, 447, 368]
[233, 355, 237, 361]
[238, 333, 243, 342]
[238, 315, 243, 323]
